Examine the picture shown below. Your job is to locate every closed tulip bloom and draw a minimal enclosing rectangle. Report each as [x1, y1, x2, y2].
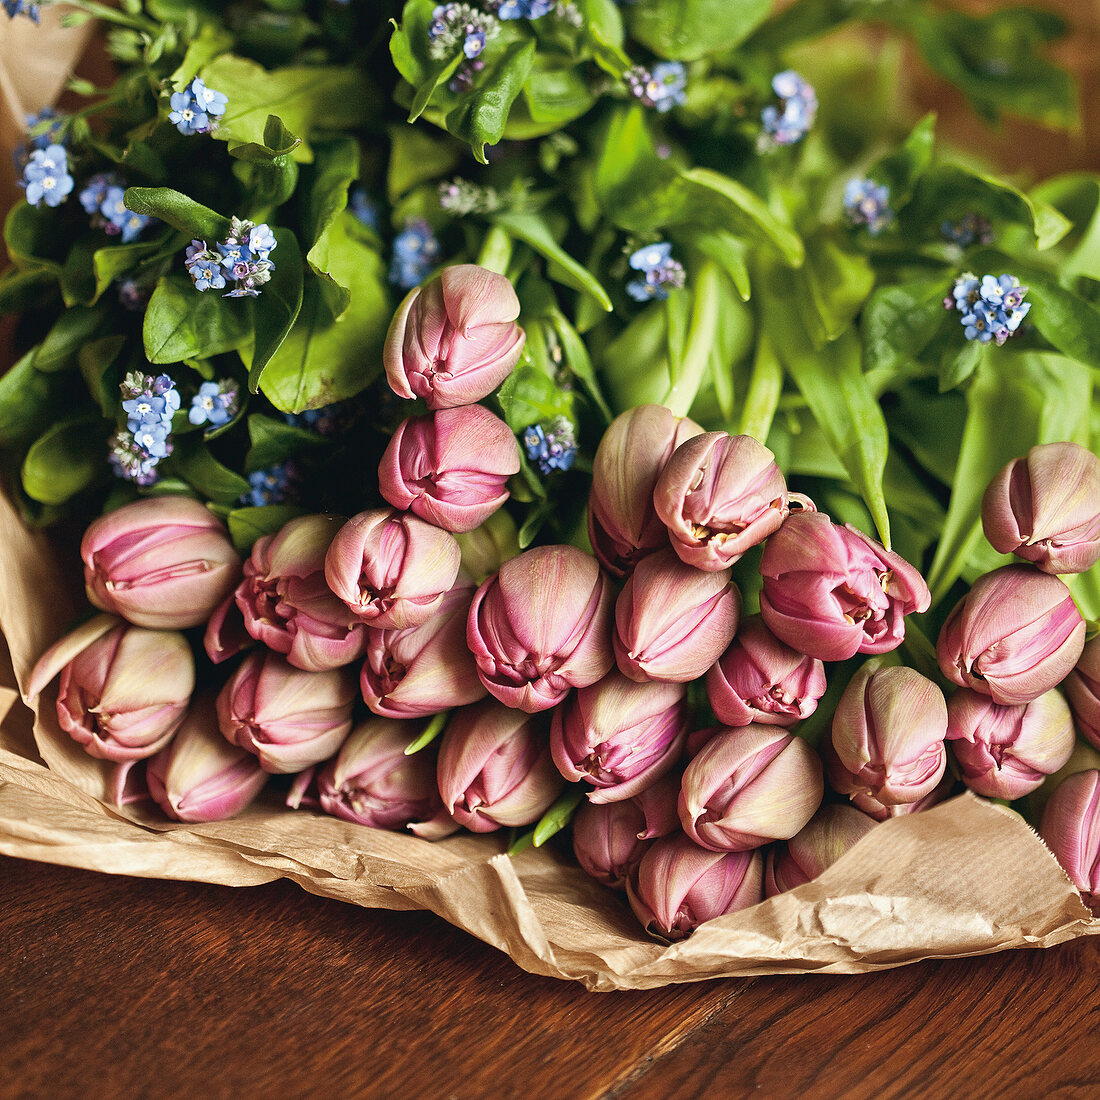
[829, 664, 948, 807]
[317, 717, 456, 839]
[946, 688, 1075, 800]
[765, 803, 878, 897]
[1040, 769, 1100, 907]
[378, 405, 520, 534]
[759, 512, 930, 662]
[627, 833, 764, 941]
[217, 650, 356, 774]
[147, 695, 267, 822]
[436, 699, 563, 832]
[81, 496, 241, 629]
[614, 549, 740, 683]
[1064, 637, 1100, 751]
[324, 508, 461, 630]
[679, 726, 823, 851]
[843, 770, 955, 822]
[29, 615, 193, 763]
[550, 673, 688, 802]
[362, 582, 486, 718]
[706, 614, 827, 728]
[587, 405, 703, 578]
[384, 264, 525, 409]
[936, 565, 1086, 706]
[467, 545, 614, 712]
[654, 431, 788, 571]
[236, 514, 370, 672]
[982, 442, 1100, 575]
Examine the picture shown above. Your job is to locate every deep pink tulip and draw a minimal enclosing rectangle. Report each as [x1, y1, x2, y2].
[982, 442, 1100, 575]
[706, 614, 827, 728]
[653, 431, 788, 571]
[436, 699, 563, 832]
[1064, 636, 1100, 751]
[81, 496, 241, 629]
[764, 803, 878, 897]
[936, 564, 1086, 706]
[467, 545, 614, 712]
[759, 512, 930, 662]
[550, 673, 688, 802]
[384, 264, 525, 409]
[587, 405, 703, 578]
[614, 549, 740, 683]
[1040, 769, 1100, 908]
[378, 405, 520, 534]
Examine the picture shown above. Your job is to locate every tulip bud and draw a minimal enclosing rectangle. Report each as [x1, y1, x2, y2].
[147, 695, 267, 822]
[236, 514, 370, 672]
[81, 497, 241, 629]
[467, 545, 614, 712]
[1040, 769, 1100, 908]
[361, 582, 486, 718]
[654, 431, 788, 571]
[982, 442, 1100, 575]
[317, 717, 457, 839]
[28, 615, 194, 762]
[454, 509, 520, 585]
[829, 664, 948, 807]
[587, 405, 703, 578]
[203, 591, 255, 665]
[759, 512, 930, 662]
[324, 508, 461, 630]
[614, 549, 740, 683]
[945, 688, 1075, 800]
[679, 725, 823, 851]
[936, 564, 1086, 706]
[378, 405, 520, 534]
[384, 264, 525, 409]
[843, 771, 955, 822]
[436, 699, 563, 832]
[217, 650, 356, 774]
[1064, 636, 1100, 751]
[627, 833, 764, 940]
[765, 803, 878, 897]
[550, 673, 688, 802]
[706, 614, 827, 728]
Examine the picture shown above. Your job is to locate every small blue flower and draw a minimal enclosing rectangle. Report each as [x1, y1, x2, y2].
[2, 1, 40, 21]
[428, 3, 500, 62]
[350, 188, 381, 231]
[21, 145, 73, 207]
[496, 0, 553, 18]
[247, 223, 277, 260]
[389, 218, 440, 288]
[284, 404, 343, 436]
[13, 109, 65, 171]
[625, 241, 686, 302]
[523, 417, 577, 475]
[941, 213, 993, 248]
[79, 173, 119, 215]
[189, 380, 239, 427]
[962, 303, 995, 344]
[189, 77, 228, 118]
[188, 256, 226, 292]
[167, 78, 227, 136]
[217, 239, 254, 270]
[761, 70, 817, 148]
[627, 62, 688, 113]
[949, 271, 1030, 345]
[844, 177, 892, 236]
[243, 463, 299, 507]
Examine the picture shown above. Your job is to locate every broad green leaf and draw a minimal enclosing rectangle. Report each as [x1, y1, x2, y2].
[794, 231, 874, 348]
[245, 413, 325, 473]
[547, 309, 612, 424]
[870, 112, 936, 209]
[21, 417, 104, 505]
[862, 279, 951, 376]
[124, 187, 229, 241]
[79, 334, 127, 417]
[3, 201, 66, 272]
[227, 504, 306, 554]
[302, 136, 360, 249]
[496, 359, 575, 433]
[33, 305, 106, 372]
[446, 39, 535, 163]
[626, 0, 770, 60]
[90, 236, 172, 306]
[1014, 266, 1100, 369]
[516, 60, 596, 132]
[686, 229, 751, 301]
[172, 437, 251, 504]
[938, 338, 986, 393]
[1031, 173, 1100, 281]
[0, 349, 66, 448]
[386, 125, 460, 204]
[249, 227, 304, 391]
[144, 275, 251, 363]
[168, 23, 232, 90]
[60, 237, 99, 308]
[0, 266, 56, 313]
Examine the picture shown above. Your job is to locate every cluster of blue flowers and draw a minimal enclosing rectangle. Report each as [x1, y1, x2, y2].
[945, 272, 1030, 346]
[390, 218, 440, 288]
[2, 1, 39, 21]
[19, 144, 73, 208]
[167, 78, 228, 136]
[844, 177, 892, 236]
[523, 417, 577, 475]
[627, 62, 687, 113]
[626, 241, 686, 302]
[79, 173, 155, 243]
[185, 217, 277, 298]
[284, 404, 344, 436]
[350, 188, 381, 231]
[761, 70, 817, 147]
[13, 109, 65, 174]
[242, 462, 300, 507]
[109, 373, 180, 485]
[428, 3, 499, 61]
[493, 0, 553, 17]
[189, 380, 240, 428]
[941, 213, 994, 249]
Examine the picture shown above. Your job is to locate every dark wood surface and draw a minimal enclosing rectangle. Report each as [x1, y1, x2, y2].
[3, 854, 1098, 1100]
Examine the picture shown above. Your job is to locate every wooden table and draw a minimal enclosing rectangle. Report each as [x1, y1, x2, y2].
[4, 854, 1097, 1099]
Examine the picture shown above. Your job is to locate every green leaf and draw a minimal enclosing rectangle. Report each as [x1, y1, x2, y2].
[547, 309, 612, 424]
[91, 236, 171, 306]
[496, 359, 575, 433]
[0, 349, 65, 448]
[1014, 266, 1100, 369]
[1031, 173, 1100, 280]
[79, 334, 127, 417]
[21, 417, 104, 505]
[793, 232, 874, 348]
[3, 201, 67, 272]
[168, 22, 233, 90]
[124, 188, 229, 241]
[687, 229, 751, 301]
[227, 504, 306, 554]
[626, 0, 770, 60]
[531, 785, 585, 847]
[245, 412, 325, 473]
[408, 54, 464, 123]
[301, 136, 360, 249]
[171, 437, 251, 504]
[32, 306, 106, 372]
[386, 125, 459, 205]
[862, 279, 951, 375]
[515, 60, 597, 134]
[249, 227, 303, 392]
[0, 266, 57, 313]
[938, 338, 986, 392]
[144, 275, 251, 363]
[60, 237, 99, 308]
[870, 112, 936, 208]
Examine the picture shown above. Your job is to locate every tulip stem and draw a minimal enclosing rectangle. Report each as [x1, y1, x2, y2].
[661, 260, 722, 419]
[532, 785, 586, 848]
[739, 330, 783, 443]
[477, 225, 513, 275]
[404, 711, 449, 755]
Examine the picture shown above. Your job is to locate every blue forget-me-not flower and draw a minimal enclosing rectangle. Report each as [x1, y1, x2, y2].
[390, 218, 440, 288]
[189, 380, 240, 428]
[627, 62, 687, 113]
[2, 1, 40, 21]
[111, 373, 181, 485]
[761, 70, 817, 148]
[844, 178, 893, 236]
[168, 77, 228, 136]
[21, 144, 73, 207]
[428, 3, 499, 60]
[945, 271, 1030, 346]
[524, 417, 577, 475]
[626, 241, 686, 302]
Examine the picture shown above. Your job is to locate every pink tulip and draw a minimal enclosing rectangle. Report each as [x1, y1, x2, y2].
[587, 405, 703, 578]
[217, 650, 356, 774]
[81, 496, 241, 629]
[324, 508, 461, 629]
[679, 725, 823, 851]
[936, 564, 1085, 706]
[378, 405, 520, 534]
[236, 514, 370, 672]
[759, 512, 930, 662]
[627, 833, 764, 940]
[982, 442, 1100, 575]
[467, 545, 614, 712]
[1040, 769, 1100, 907]
[653, 431, 788, 571]
[361, 582, 486, 718]
[317, 717, 457, 839]
[1064, 636, 1100, 751]
[946, 687, 1075, 800]
[436, 699, 563, 832]
[706, 614, 827, 728]
[765, 803, 878, 897]
[614, 548, 740, 683]
[844, 772, 955, 822]
[550, 673, 688, 802]
[384, 264, 525, 409]
[203, 591, 255, 665]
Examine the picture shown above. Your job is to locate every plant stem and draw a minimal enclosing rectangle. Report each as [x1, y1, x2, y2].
[739, 329, 784, 442]
[477, 224, 513, 275]
[661, 260, 721, 419]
